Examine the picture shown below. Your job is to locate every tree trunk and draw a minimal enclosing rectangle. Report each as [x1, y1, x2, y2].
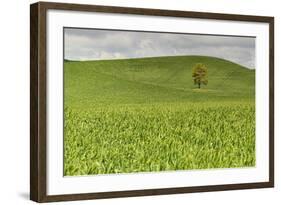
[198, 82, 201, 89]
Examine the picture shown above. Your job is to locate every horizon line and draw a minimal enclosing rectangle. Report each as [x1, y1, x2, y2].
[64, 54, 255, 70]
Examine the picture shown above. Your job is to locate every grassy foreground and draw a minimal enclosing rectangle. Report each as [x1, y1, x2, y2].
[63, 55, 255, 176]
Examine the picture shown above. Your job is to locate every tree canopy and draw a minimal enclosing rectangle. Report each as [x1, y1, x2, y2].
[192, 63, 208, 89]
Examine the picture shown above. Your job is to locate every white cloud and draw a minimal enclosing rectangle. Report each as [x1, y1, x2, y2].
[64, 28, 255, 69]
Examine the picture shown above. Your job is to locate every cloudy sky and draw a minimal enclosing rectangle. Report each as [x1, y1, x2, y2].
[64, 28, 255, 69]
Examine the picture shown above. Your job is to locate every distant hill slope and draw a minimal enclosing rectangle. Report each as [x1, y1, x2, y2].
[64, 55, 255, 107]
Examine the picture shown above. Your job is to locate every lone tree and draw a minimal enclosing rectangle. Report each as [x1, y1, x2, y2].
[192, 63, 208, 89]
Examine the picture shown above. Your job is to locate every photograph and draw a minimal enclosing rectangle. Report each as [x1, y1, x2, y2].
[30, 2, 274, 202]
[63, 28, 256, 176]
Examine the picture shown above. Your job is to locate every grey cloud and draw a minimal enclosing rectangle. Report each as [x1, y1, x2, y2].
[64, 28, 255, 69]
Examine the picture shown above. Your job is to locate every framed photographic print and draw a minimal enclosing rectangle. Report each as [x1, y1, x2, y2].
[30, 1, 274, 202]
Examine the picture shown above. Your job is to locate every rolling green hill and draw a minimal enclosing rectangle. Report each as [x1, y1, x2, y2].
[63, 55, 255, 176]
[64, 55, 255, 108]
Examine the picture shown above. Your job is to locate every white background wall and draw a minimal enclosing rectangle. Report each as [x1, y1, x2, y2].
[0, 0, 279, 204]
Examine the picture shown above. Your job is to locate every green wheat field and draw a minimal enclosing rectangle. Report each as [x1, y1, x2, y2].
[63, 55, 255, 176]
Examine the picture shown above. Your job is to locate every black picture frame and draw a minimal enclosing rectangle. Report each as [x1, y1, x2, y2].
[30, 1, 274, 202]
